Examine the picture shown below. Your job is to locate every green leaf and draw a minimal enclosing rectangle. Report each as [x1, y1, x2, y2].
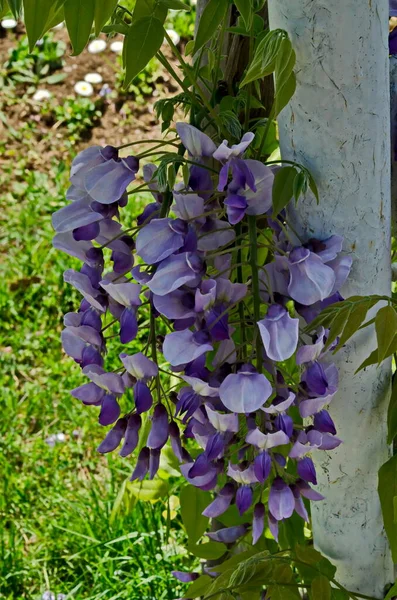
[159, 0, 190, 9]
[274, 37, 296, 116]
[385, 582, 397, 600]
[180, 485, 210, 544]
[8, 0, 22, 17]
[331, 591, 349, 600]
[355, 348, 379, 373]
[241, 29, 287, 87]
[267, 585, 300, 600]
[23, 0, 56, 50]
[0, 0, 9, 18]
[234, 0, 253, 28]
[64, 0, 95, 55]
[193, 0, 229, 54]
[334, 300, 371, 351]
[376, 305, 397, 363]
[379, 454, 397, 562]
[323, 305, 352, 351]
[94, 0, 118, 35]
[311, 575, 332, 600]
[45, 72, 68, 84]
[187, 542, 227, 560]
[292, 171, 307, 203]
[308, 172, 320, 203]
[124, 16, 165, 87]
[294, 545, 336, 580]
[128, 478, 169, 502]
[388, 377, 397, 445]
[272, 166, 296, 217]
[184, 575, 213, 599]
[132, 0, 167, 23]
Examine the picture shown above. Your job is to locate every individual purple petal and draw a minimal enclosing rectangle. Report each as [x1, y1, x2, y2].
[197, 219, 235, 252]
[236, 485, 253, 516]
[313, 410, 337, 435]
[289, 431, 320, 459]
[253, 451, 272, 483]
[64, 269, 105, 312]
[202, 483, 235, 518]
[307, 429, 342, 451]
[147, 253, 199, 296]
[262, 392, 296, 414]
[73, 221, 101, 241]
[227, 462, 258, 484]
[97, 417, 127, 453]
[85, 157, 139, 205]
[296, 329, 326, 364]
[180, 462, 218, 489]
[137, 201, 161, 226]
[119, 414, 142, 457]
[291, 485, 309, 521]
[81, 345, 104, 368]
[296, 479, 325, 501]
[189, 453, 212, 478]
[176, 123, 217, 157]
[172, 571, 200, 583]
[134, 381, 153, 414]
[100, 281, 142, 307]
[213, 132, 254, 162]
[173, 186, 205, 221]
[328, 255, 353, 294]
[53, 231, 92, 262]
[258, 304, 299, 362]
[252, 503, 265, 545]
[268, 478, 295, 521]
[71, 381, 104, 404]
[288, 247, 336, 306]
[219, 369, 272, 413]
[212, 336, 237, 367]
[299, 395, 335, 418]
[304, 362, 329, 396]
[243, 160, 274, 216]
[120, 308, 138, 344]
[205, 405, 239, 433]
[163, 330, 213, 366]
[99, 394, 121, 426]
[246, 428, 290, 450]
[182, 377, 219, 398]
[149, 448, 161, 479]
[131, 447, 150, 481]
[169, 421, 185, 463]
[195, 279, 217, 312]
[306, 235, 343, 263]
[205, 433, 224, 460]
[176, 388, 201, 421]
[83, 365, 125, 395]
[52, 198, 103, 233]
[391, 27, 397, 54]
[225, 193, 248, 224]
[275, 413, 294, 438]
[153, 289, 196, 319]
[259, 256, 290, 301]
[206, 525, 247, 544]
[120, 352, 158, 380]
[297, 457, 317, 485]
[136, 218, 185, 264]
[147, 404, 169, 450]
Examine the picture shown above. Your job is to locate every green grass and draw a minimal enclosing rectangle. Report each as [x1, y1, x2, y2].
[0, 142, 192, 600]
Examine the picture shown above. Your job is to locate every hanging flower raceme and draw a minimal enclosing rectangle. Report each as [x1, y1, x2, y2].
[53, 121, 352, 554]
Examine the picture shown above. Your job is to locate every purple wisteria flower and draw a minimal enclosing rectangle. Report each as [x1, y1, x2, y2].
[258, 304, 299, 362]
[54, 120, 350, 552]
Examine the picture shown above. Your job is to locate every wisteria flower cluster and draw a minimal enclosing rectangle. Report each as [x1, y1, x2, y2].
[53, 122, 352, 548]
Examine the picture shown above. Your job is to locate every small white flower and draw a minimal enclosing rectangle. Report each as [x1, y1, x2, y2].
[88, 39, 107, 54]
[33, 89, 52, 101]
[110, 40, 124, 54]
[84, 72, 103, 84]
[74, 81, 94, 97]
[166, 29, 180, 46]
[42, 592, 55, 600]
[1, 18, 17, 29]
[45, 432, 66, 447]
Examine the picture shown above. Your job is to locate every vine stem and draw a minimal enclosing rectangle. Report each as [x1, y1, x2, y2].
[248, 215, 263, 373]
